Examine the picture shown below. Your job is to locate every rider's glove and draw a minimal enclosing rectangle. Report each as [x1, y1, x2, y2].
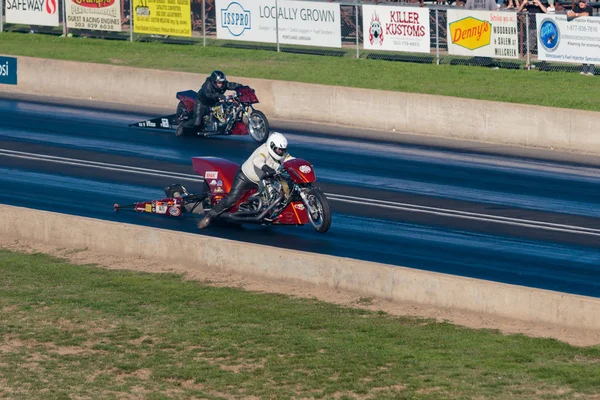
[261, 164, 276, 177]
[218, 94, 226, 102]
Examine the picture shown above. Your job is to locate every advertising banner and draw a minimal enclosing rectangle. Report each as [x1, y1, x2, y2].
[0, 56, 18, 85]
[362, 5, 430, 54]
[5, 0, 59, 26]
[215, 0, 342, 48]
[133, 0, 191, 37]
[66, 0, 122, 32]
[446, 9, 518, 59]
[536, 14, 600, 64]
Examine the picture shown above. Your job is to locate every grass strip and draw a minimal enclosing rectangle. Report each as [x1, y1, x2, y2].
[1, 248, 599, 399]
[0, 32, 598, 112]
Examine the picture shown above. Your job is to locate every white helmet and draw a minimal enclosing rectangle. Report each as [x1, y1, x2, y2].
[267, 132, 288, 161]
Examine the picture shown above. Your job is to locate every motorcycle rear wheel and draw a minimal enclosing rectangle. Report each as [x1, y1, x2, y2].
[306, 188, 331, 233]
[175, 101, 188, 136]
[247, 110, 270, 143]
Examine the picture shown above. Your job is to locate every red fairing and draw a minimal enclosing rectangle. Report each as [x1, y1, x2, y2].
[236, 87, 259, 104]
[283, 158, 316, 183]
[231, 121, 249, 135]
[192, 157, 239, 195]
[275, 201, 309, 225]
[177, 93, 196, 111]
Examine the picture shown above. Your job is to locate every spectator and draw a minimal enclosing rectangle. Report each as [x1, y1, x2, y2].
[466, 0, 497, 9]
[567, 0, 595, 75]
[518, 0, 549, 68]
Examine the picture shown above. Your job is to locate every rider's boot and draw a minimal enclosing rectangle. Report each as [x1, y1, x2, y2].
[198, 213, 212, 229]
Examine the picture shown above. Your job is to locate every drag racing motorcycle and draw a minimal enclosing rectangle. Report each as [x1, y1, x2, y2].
[114, 156, 331, 233]
[130, 86, 270, 143]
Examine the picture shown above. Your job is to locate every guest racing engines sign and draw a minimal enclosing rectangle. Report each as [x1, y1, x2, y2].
[361, 5, 430, 54]
[5, 0, 59, 26]
[66, 0, 122, 32]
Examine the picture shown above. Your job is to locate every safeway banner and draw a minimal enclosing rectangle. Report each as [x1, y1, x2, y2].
[446, 9, 518, 59]
[5, 0, 60, 26]
[216, 0, 342, 48]
[536, 14, 600, 64]
[66, 0, 122, 32]
[362, 5, 430, 54]
[133, 0, 192, 37]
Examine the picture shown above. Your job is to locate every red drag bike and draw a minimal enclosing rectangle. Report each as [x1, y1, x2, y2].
[130, 85, 270, 143]
[114, 156, 331, 233]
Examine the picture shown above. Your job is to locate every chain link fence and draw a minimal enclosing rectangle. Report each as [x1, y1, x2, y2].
[1, 0, 597, 73]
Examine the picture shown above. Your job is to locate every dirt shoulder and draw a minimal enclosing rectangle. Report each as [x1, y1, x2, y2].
[2, 237, 599, 348]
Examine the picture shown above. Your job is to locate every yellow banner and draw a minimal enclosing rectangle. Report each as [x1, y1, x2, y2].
[133, 0, 191, 37]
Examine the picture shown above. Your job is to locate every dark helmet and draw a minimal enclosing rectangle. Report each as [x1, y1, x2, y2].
[210, 70, 226, 86]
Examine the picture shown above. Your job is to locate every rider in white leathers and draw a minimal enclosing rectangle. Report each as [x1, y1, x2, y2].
[197, 132, 293, 229]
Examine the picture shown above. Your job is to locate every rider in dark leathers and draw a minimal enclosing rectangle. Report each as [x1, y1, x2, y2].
[176, 70, 242, 136]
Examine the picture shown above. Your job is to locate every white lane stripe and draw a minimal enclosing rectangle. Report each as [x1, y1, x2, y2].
[326, 196, 600, 237]
[328, 193, 600, 234]
[1, 149, 598, 236]
[0, 149, 204, 182]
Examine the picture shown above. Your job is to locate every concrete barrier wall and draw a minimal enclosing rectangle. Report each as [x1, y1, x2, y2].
[1, 204, 599, 332]
[3, 55, 600, 154]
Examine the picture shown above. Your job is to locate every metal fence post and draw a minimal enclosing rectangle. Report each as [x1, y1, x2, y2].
[1, 0, 4, 33]
[435, 9, 440, 65]
[275, 0, 280, 52]
[525, 13, 530, 70]
[130, 0, 133, 42]
[202, 0, 206, 46]
[355, 3, 359, 59]
[62, 0, 67, 36]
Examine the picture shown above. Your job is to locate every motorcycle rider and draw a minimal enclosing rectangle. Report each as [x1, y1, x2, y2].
[197, 132, 293, 229]
[176, 70, 243, 136]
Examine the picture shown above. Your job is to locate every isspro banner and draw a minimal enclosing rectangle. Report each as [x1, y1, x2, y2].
[215, 0, 342, 48]
[446, 9, 518, 59]
[133, 0, 191, 37]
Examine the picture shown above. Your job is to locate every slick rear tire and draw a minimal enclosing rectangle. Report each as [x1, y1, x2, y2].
[175, 102, 188, 137]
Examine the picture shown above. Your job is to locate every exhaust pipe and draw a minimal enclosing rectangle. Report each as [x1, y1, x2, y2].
[228, 196, 263, 217]
[226, 191, 285, 222]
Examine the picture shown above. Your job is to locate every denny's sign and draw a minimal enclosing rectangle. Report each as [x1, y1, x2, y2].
[450, 17, 491, 50]
[446, 9, 519, 59]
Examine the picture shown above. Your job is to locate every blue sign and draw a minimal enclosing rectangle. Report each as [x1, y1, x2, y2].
[539, 19, 560, 53]
[221, 2, 251, 37]
[0, 56, 17, 85]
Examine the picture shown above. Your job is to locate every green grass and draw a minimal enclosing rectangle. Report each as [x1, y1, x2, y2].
[1, 249, 600, 399]
[1, 32, 599, 112]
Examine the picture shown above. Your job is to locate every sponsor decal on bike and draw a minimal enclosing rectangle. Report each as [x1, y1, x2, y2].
[155, 201, 168, 214]
[217, 180, 223, 186]
[214, 187, 224, 193]
[168, 206, 181, 216]
[145, 120, 156, 127]
[145, 204, 152, 213]
[299, 165, 312, 173]
[293, 203, 305, 210]
[209, 180, 217, 186]
[161, 118, 170, 128]
[205, 171, 218, 179]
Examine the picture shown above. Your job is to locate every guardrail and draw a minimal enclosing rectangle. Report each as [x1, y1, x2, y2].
[1, 0, 598, 74]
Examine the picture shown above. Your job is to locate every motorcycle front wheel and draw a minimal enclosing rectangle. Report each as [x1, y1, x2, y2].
[247, 110, 270, 143]
[305, 188, 331, 233]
